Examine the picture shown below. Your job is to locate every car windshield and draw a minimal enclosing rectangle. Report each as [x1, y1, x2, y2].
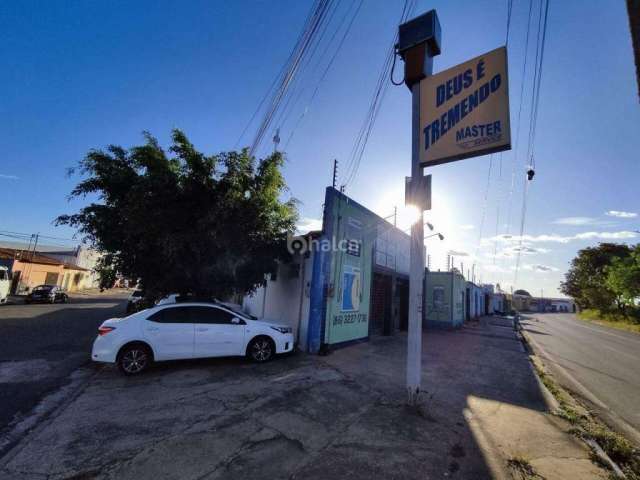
[33, 286, 52, 292]
[132, 290, 144, 297]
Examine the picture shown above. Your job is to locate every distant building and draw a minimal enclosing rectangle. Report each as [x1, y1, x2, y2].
[0, 247, 91, 294]
[512, 289, 533, 311]
[482, 283, 508, 314]
[466, 281, 485, 320]
[38, 246, 101, 288]
[424, 270, 466, 329]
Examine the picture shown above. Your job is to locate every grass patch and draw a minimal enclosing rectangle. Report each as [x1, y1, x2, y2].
[578, 309, 640, 334]
[507, 455, 544, 479]
[533, 362, 584, 425]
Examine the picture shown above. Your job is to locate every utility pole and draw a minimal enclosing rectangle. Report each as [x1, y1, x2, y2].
[393, 206, 397, 227]
[397, 11, 441, 406]
[332, 159, 338, 189]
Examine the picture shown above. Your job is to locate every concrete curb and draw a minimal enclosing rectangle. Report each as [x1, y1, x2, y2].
[516, 329, 561, 413]
[584, 439, 627, 479]
[518, 324, 629, 479]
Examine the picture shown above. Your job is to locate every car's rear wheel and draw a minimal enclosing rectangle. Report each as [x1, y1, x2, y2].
[247, 337, 275, 362]
[118, 344, 152, 375]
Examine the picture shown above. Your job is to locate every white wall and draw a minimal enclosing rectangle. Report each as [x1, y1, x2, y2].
[242, 253, 313, 350]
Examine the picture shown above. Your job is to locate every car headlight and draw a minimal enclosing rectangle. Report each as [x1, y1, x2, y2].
[270, 326, 292, 334]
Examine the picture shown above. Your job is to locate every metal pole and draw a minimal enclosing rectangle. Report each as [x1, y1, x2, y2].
[406, 53, 433, 406]
[332, 159, 338, 189]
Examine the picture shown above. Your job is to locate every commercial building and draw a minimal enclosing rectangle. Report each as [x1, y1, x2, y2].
[244, 187, 413, 352]
[244, 186, 510, 349]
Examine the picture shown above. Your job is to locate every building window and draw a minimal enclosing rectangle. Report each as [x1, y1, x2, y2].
[433, 286, 444, 307]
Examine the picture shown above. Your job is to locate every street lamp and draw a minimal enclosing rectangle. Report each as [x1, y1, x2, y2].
[426, 222, 434, 231]
[425, 232, 444, 241]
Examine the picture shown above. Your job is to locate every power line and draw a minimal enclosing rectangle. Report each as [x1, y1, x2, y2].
[503, 0, 534, 242]
[233, 2, 322, 150]
[514, 0, 551, 286]
[249, 0, 334, 157]
[270, 0, 341, 134]
[342, 0, 415, 189]
[505, 0, 514, 46]
[284, 0, 364, 148]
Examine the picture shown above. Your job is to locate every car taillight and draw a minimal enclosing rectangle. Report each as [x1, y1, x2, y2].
[98, 326, 116, 336]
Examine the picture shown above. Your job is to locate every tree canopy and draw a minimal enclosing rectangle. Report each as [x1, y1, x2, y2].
[560, 243, 637, 315]
[57, 130, 298, 299]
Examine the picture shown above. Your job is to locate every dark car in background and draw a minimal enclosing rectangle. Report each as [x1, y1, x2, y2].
[25, 285, 69, 304]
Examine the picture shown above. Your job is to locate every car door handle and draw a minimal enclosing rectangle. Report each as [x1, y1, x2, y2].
[146, 327, 159, 332]
[196, 327, 209, 332]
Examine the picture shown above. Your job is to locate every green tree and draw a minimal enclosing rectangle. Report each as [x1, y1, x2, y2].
[605, 245, 640, 316]
[57, 129, 298, 299]
[560, 243, 632, 311]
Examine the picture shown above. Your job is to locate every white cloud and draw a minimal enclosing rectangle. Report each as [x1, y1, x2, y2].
[552, 217, 597, 226]
[296, 217, 322, 234]
[523, 264, 559, 273]
[574, 231, 638, 241]
[459, 224, 475, 230]
[483, 230, 638, 245]
[447, 250, 469, 257]
[606, 210, 637, 219]
[492, 244, 550, 258]
[0, 174, 19, 180]
[482, 264, 513, 273]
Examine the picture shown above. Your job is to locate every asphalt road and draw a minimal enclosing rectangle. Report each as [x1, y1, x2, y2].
[0, 291, 129, 434]
[521, 313, 640, 440]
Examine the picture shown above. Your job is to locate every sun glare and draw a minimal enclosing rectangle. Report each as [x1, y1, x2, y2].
[399, 204, 422, 228]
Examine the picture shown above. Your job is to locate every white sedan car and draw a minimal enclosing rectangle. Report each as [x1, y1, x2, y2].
[92, 302, 294, 375]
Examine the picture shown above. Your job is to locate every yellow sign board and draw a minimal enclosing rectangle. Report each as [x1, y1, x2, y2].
[419, 46, 511, 167]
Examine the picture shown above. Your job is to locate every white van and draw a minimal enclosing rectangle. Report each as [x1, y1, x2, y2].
[0, 266, 11, 304]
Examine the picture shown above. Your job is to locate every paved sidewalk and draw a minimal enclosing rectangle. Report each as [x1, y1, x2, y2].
[0, 317, 606, 479]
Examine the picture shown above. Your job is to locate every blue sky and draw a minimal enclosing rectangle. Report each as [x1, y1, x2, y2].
[1, 0, 638, 296]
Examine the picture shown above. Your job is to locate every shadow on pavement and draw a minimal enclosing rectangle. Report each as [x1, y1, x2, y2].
[0, 315, 604, 480]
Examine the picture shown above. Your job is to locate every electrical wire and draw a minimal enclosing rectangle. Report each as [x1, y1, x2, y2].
[270, 0, 341, 135]
[503, 0, 534, 243]
[284, 0, 364, 149]
[233, 2, 322, 149]
[342, 0, 415, 189]
[513, 0, 551, 286]
[505, 0, 514, 47]
[247, 0, 334, 157]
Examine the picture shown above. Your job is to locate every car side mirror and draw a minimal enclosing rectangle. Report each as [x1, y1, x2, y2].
[231, 317, 241, 325]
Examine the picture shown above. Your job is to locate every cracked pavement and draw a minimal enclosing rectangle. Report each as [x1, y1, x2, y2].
[0, 317, 608, 479]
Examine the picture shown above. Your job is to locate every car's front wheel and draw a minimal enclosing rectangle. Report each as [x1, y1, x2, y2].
[247, 337, 275, 363]
[117, 344, 152, 375]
